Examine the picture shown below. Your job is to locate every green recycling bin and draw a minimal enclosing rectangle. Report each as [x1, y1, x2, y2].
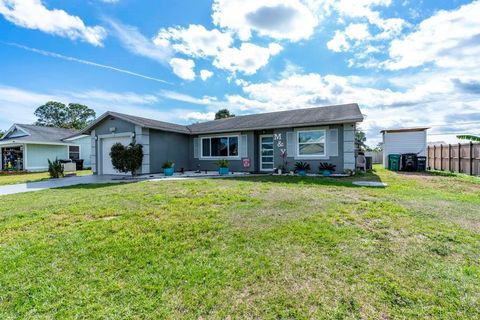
[388, 154, 401, 171]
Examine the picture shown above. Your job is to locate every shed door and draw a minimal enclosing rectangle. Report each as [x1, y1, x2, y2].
[101, 136, 131, 175]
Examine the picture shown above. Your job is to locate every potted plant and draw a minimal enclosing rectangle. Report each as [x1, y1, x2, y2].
[319, 162, 336, 177]
[216, 159, 229, 175]
[162, 161, 174, 176]
[294, 161, 310, 176]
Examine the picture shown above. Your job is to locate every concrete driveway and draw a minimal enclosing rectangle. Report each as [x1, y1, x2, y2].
[0, 175, 124, 196]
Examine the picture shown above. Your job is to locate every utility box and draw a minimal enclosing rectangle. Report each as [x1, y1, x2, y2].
[381, 127, 429, 168]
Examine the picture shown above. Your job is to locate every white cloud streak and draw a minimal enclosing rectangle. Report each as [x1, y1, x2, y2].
[2, 42, 171, 84]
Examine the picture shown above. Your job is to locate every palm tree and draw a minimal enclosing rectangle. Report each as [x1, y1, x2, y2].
[457, 135, 480, 142]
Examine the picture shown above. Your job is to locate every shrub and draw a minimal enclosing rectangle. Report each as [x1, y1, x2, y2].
[110, 142, 144, 176]
[319, 162, 336, 172]
[216, 159, 229, 168]
[48, 158, 64, 178]
[162, 161, 174, 169]
[294, 161, 310, 171]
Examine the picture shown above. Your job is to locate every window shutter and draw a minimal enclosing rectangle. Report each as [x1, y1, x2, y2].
[328, 129, 338, 157]
[193, 137, 199, 158]
[240, 135, 248, 157]
[286, 132, 296, 157]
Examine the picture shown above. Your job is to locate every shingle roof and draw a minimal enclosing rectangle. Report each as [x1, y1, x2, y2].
[82, 103, 363, 136]
[1, 124, 78, 143]
[108, 112, 191, 134]
[80, 111, 191, 135]
[187, 103, 363, 134]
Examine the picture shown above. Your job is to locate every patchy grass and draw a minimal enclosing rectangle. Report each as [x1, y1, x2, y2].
[0, 166, 479, 319]
[0, 169, 92, 186]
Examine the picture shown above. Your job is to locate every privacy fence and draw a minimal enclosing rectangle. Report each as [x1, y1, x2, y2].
[427, 142, 480, 176]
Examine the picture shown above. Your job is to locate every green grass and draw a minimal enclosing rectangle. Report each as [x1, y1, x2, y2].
[0, 166, 479, 319]
[0, 169, 92, 186]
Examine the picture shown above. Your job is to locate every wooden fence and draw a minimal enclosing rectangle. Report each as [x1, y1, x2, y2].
[427, 142, 480, 176]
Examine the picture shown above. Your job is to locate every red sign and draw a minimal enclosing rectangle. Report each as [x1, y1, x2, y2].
[242, 158, 250, 168]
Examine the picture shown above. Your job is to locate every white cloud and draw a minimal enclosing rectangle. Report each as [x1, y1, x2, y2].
[323, 0, 406, 62]
[386, 1, 480, 70]
[159, 90, 217, 105]
[169, 58, 196, 80]
[344, 23, 370, 40]
[0, 85, 227, 130]
[183, 111, 216, 122]
[0, 0, 106, 46]
[327, 31, 349, 52]
[107, 19, 172, 64]
[213, 42, 283, 75]
[200, 69, 214, 81]
[223, 70, 480, 145]
[212, 0, 318, 41]
[155, 24, 233, 58]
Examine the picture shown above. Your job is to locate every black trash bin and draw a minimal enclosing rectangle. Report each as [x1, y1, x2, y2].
[401, 153, 417, 171]
[417, 156, 427, 171]
[74, 159, 84, 171]
[365, 156, 373, 170]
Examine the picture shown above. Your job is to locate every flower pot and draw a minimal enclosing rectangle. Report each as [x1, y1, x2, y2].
[298, 170, 306, 176]
[218, 167, 229, 175]
[163, 168, 174, 176]
[322, 170, 331, 177]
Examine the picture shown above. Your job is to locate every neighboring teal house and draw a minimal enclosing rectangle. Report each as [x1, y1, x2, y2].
[0, 124, 91, 172]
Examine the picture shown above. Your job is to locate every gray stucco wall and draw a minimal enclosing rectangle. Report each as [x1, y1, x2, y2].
[90, 117, 136, 174]
[189, 131, 256, 172]
[87, 116, 352, 174]
[149, 129, 190, 173]
[273, 124, 345, 173]
[94, 117, 136, 136]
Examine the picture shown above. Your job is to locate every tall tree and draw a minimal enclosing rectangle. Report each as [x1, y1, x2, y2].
[67, 103, 96, 130]
[215, 109, 235, 120]
[35, 101, 68, 127]
[34, 101, 96, 129]
[355, 129, 368, 151]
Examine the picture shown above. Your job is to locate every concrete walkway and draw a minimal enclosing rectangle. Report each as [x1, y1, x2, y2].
[0, 172, 252, 196]
[0, 175, 124, 196]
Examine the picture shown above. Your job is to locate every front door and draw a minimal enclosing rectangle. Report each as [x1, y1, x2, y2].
[259, 135, 274, 171]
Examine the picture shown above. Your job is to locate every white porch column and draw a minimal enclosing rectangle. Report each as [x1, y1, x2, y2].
[135, 126, 150, 174]
[343, 123, 355, 171]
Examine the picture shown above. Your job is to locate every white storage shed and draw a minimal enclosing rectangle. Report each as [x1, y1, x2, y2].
[381, 127, 429, 168]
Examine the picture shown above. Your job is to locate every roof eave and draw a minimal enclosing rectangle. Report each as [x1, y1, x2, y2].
[189, 117, 364, 135]
[80, 111, 191, 135]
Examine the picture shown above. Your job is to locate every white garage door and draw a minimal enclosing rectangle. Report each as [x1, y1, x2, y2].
[101, 136, 132, 175]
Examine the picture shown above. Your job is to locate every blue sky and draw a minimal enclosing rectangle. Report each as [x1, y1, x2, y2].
[1, 0, 479, 145]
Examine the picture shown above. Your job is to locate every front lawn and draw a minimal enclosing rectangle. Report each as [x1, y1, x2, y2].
[0, 166, 479, 319]
[0, 169, 92, 186]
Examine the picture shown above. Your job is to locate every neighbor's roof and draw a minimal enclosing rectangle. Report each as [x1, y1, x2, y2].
[187, 103, 363, 134]
[80, 111, 191, 135]
[82, 103, 363, 135]
[0, 124, 79, 144]
[380, 127, 430, 134]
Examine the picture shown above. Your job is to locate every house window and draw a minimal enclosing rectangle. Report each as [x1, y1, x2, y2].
[69, 145, 80, 160]
[297, 130, 326, 157]
[201, 136, 239, 158]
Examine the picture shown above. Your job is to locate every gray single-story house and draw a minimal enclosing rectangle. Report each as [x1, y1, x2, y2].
[79, 103, 363, 175]
[0, 124, 91, 172]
